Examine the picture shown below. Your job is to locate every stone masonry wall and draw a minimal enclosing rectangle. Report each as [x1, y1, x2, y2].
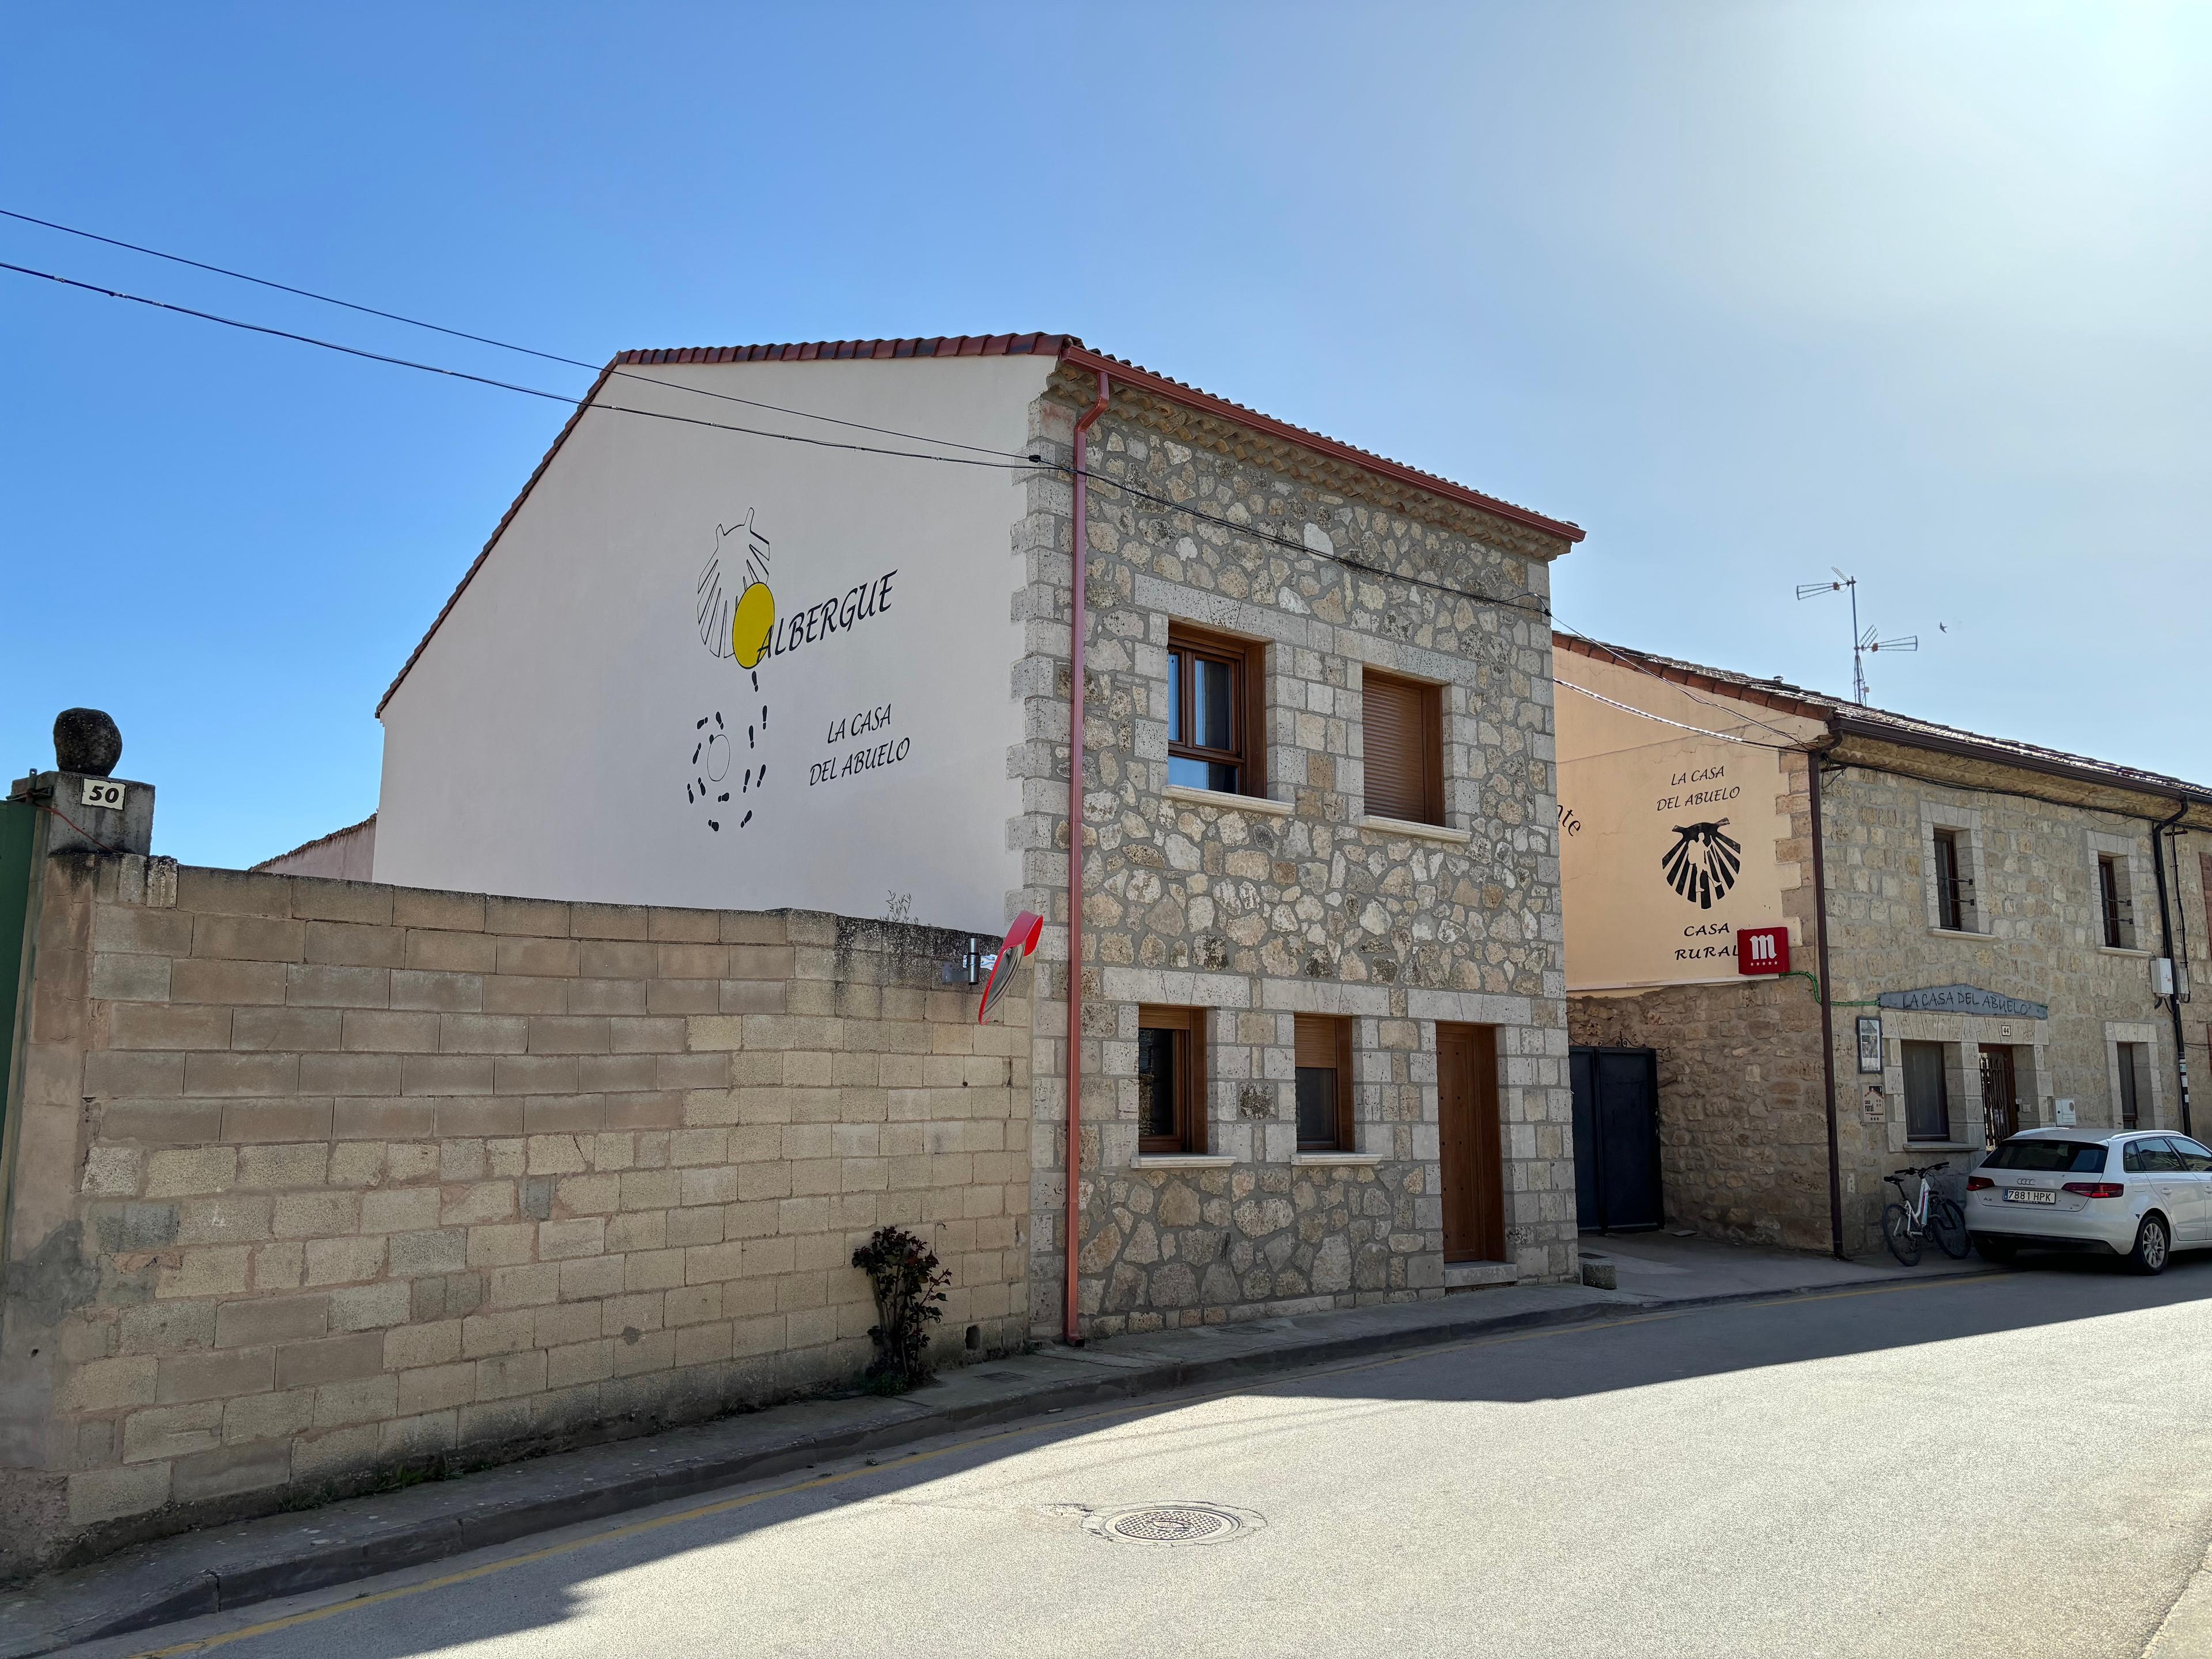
[1566, 750, 1828, 1249]
[1569, 980, 1827, 1249]
[1007, 376, 1580, 1337]
[1820, 757, 2203, 1254]
[0, 855, 1027, 1578]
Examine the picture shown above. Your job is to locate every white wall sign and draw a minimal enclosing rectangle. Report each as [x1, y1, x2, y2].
[373, 354, 1053, 929]
[1556, 652, 1823, 991]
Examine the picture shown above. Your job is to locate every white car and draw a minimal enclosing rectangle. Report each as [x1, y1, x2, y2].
[1965, 1127, 2212, 1274]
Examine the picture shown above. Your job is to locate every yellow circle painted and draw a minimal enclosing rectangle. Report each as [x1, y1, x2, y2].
[732, 582, 775, 669]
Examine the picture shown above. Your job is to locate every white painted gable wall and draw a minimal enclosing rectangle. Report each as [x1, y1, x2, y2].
[374, 354, 1052, 931]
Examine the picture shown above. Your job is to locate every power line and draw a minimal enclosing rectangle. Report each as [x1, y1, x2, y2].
[1551, 620, 1812, 749]
[5, 213, 1861, 686]
[0, 206, 1033, 461]
[1074, 468, 1554, 623]
[1555, 677, 1800, 753]
[1, 255, 1557, 622]
[0, 259, 1043, 476]
[0, 212, 1571, 618]
[8, 248, 1819, 758]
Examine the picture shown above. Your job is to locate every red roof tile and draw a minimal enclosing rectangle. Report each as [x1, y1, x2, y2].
[378, 336, 1582, 714]
[1556, 632, 2212, 805]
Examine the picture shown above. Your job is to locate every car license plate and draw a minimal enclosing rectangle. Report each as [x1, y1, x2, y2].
[2005, 1188, 2057, 1205]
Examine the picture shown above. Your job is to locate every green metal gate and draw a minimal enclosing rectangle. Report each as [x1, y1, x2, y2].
[0, 797, 38, 1166]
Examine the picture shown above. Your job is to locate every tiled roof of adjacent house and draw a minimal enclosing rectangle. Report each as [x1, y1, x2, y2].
[377, 335, 1584, 714]
[611, 335, 1585, 543]
[1555, 632, 2212, 805]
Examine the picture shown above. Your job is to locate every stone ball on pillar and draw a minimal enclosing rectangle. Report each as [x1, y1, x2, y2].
[54, 709, 123, 778]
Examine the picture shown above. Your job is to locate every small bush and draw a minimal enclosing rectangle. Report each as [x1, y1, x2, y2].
[851, 1225, 951, 1391]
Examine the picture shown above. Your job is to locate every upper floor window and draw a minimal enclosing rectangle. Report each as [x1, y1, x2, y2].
[1166, 628, 1260, 797]
[2099, 853, 2136, 950]
[1361, 669, 1443, 826]
[1932, 828, 1972, 932]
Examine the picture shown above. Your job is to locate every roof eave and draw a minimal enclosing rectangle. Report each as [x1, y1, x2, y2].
[1063, 344, 1585, 546]
[1826, 712, 2212, 813]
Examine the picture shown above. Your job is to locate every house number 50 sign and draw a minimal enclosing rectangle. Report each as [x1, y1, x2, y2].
[80, 778, 127, 811]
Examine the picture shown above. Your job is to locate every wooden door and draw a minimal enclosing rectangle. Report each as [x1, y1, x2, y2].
[1979, 1044, 2018, 1146]
[1438, 1024, 1505, 1263]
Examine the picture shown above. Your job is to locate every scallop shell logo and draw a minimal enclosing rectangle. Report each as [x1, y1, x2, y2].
[697, 510, 775, 669]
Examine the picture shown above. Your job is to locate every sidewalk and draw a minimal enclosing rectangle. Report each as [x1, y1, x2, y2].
[1579, 1229, 1988, 1300]
[0, 1240, 1983, 1658]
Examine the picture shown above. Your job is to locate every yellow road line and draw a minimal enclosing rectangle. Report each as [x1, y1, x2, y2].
[126, 1272, 1988, 1658]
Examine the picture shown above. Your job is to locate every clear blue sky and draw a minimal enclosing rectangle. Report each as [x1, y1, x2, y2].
[5, 3, 2207, 868]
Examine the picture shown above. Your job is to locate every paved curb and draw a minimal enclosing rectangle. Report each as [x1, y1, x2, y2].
[1, 1269, 1990, 1656]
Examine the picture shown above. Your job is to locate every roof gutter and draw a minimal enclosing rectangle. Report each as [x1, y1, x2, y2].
[1807, 737, 1847, 1260]
[2152, 799, 2193, 1139]
[1828, 713, 2212, 814]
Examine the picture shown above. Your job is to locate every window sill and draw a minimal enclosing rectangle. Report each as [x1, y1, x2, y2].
[1357, 815, 1472, 847]
[1903, 1140, 1977, 1152]
[1131, 1153, 1235, 1169]
[1291, 1150, 1388, 1166]
[2096, 945, 2150, 959]
[1162, 785, 1293, 817]
[1926, 927, 1987, 941]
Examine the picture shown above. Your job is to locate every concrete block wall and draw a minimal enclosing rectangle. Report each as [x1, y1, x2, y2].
[0, 854, 1028, 1578]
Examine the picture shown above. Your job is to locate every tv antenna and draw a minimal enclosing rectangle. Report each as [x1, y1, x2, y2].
[1794, 568, 1918, 705]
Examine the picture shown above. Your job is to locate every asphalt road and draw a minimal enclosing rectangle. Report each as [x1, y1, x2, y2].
[83, 1255, 2212, 1659]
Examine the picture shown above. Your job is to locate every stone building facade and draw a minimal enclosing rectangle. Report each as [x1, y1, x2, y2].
[0, 844, 1027, 1576]
[1818, 734, 2211, 1253]
[1011, 366, 1584, 1338]
[1558, 637, 2212, 1256]
[211, 333, 1587, 1354]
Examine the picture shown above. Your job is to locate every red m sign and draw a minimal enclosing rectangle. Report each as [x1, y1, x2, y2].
[1737, 926, 1790, 975]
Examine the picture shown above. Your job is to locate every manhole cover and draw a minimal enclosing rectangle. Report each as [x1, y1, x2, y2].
[1084, 1503, 1263, 1547]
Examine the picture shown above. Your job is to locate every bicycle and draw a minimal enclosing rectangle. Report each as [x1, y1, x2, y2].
[1882, 1162, 1969, 1265]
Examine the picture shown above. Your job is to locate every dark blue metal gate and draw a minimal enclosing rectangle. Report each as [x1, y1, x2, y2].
[1571, 1046, 1663, 1232]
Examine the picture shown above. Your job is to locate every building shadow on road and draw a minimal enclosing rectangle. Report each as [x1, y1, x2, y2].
[149, 1256, 2212, 1659]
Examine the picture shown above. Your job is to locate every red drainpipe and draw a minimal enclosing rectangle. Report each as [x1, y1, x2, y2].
[1065, 368, 1110, 1345]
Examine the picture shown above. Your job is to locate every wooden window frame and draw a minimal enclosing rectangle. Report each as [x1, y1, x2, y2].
[1293, 1013, 1356, 1153]
[2098, 854, 2134, 949]
[1165, 626, 1264, 799]
[1933, 828, 1966, 932]
[1137, 1006, 1207, 1156]
[1360, 668, 1445, 827]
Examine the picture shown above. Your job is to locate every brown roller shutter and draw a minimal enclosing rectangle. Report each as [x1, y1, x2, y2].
[1363, 671, 1441, 824]
[1293, 1013, 1354, 1151]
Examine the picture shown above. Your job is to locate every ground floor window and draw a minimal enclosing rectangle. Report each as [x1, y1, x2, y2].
[1138, 1006, 1205, 1155]
[1294, 1013, 1354, 1152]
[1902, 1040, 1950, 1141]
